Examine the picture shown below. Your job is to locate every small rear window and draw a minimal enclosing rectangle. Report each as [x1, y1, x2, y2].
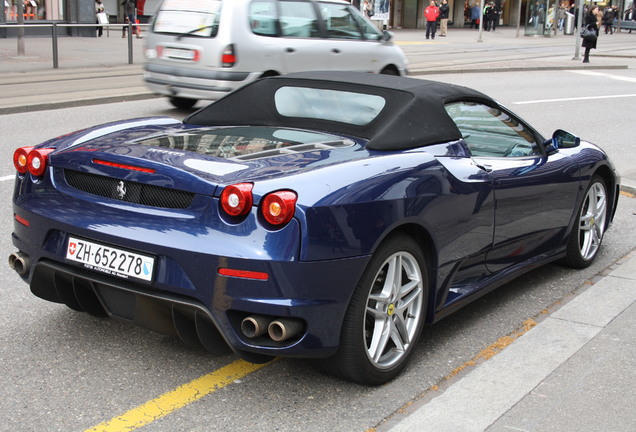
[153, 0, 222, 37]
[275, 87, 386, 125]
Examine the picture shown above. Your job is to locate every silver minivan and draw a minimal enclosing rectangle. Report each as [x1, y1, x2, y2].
[143, 0, 408, 109]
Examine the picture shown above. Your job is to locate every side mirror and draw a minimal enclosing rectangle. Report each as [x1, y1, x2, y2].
[381, 30, 393, 42]
[552, 129, 580, 149]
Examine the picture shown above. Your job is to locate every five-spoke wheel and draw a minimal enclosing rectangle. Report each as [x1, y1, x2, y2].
[320, 234, 427, 385]
[564, 175, 608, 268]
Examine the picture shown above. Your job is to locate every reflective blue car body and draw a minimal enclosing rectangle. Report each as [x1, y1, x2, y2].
[11, 72, 620, 384]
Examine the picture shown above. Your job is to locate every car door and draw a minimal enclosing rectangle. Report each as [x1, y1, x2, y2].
[275, 0, 335, 72]
[445, 101, 581, 273]
[315, 1, 376, 72]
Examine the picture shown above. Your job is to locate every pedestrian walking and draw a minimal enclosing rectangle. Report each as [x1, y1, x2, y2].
[490, 2, 500, 31]
[582, 6, 599, 63]
[439, 0, 449, 37]
[594, 4, 603, 29]
[95, 0, 105, 37]
[602, 6, 614, 34]
[471, 4, 481, 29]
[483, 2, 493, 31]
[121, 0, 142, 39]
[625, 6, 636, 33]
[424, 1, 440, 40]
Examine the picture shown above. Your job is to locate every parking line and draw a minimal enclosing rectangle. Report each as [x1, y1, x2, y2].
[84, 359, 273, 432]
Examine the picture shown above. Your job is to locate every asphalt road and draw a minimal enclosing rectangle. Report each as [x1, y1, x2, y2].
[0, 69, 635, 431]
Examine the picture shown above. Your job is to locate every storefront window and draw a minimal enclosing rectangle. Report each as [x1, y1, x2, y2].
[525, 0, 554, 35]
[5, 0, 65, 21]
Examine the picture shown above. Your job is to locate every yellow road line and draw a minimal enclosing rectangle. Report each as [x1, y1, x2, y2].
[84, 359, 272, 432]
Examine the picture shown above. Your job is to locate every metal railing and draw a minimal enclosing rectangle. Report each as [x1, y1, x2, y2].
[0, 22, 149, 69]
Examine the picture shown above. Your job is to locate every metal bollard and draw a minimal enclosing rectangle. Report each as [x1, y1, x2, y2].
[51, 23, 58, 69]
[127, 22, 133, 64]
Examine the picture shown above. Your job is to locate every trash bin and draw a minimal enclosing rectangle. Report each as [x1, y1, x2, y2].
[564, 12, 575, 35]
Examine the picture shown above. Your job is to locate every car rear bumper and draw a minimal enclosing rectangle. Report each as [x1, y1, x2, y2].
[11, 203, 369, 359]
[143, 63, 260, 101]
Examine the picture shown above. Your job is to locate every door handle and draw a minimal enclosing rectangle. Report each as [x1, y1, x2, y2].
[285, 47, 295, 53]
[475, 163, 493, 173]
[332, 48, 341, 54]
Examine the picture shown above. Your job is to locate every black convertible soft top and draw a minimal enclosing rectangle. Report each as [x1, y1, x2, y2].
[184, 71, 496, 151]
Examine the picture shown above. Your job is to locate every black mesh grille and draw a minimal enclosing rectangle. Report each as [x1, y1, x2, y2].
[64, 169, 194, 209]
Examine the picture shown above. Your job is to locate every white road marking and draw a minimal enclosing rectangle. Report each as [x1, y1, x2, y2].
[514, 70, 636, 105]
[514, 93, 636, 105]
[567, 69, 636, 83]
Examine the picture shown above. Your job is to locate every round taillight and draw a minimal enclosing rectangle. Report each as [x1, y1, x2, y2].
[261, 191, 297, 226]
[13, 146, 34, 174]
[220, 183, 253, 217]
[26, 148, 54, 177]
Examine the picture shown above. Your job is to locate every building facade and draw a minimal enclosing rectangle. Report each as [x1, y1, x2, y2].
[2, 0, 626, 37]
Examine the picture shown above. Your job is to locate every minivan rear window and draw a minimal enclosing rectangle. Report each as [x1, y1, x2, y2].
[154, 0, 222, 37]
[274, 87, 386, 126]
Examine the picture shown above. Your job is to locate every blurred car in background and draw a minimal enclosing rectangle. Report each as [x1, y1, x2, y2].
[143, 0, 408, 108]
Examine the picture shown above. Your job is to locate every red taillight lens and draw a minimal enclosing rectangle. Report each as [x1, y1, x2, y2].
[220, 183, 253, 217]
[218, 268, 269, 280]
[26, 148, 54, 177]
[261, 191, 297, 226]
[13, 146, 34, 174]
[221, 44, 236, 67]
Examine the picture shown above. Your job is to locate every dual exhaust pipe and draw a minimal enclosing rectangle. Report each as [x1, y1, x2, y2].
[241, 315, 304, 342]
[9, 250, 303, 344]
[8, 251, 30, 276]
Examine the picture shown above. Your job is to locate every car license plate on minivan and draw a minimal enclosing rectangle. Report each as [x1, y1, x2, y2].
[163, 48, 196, 60]
[66, 237, 155, 282]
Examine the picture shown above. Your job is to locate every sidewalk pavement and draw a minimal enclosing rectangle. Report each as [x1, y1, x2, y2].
[1, 27, 635, 432]
[379, 250, 636, 432]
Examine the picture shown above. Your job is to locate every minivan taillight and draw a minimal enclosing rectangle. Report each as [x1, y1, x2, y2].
[221, 44, 236, 67]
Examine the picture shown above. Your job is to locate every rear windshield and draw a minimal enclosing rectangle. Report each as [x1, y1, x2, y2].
[153, 0, 222, 37]
[137, 127, 353, 160]
[275, 87, 386, 125]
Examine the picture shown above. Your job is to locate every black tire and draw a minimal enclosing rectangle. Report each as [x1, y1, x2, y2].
[562, 175, 608, 269]
[319, 234, 428, 385]
[379, 66, 399, 76]
[169, 97, 198, 110]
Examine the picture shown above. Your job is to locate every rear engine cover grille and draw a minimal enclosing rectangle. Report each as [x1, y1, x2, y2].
[64, 169, 194, 209]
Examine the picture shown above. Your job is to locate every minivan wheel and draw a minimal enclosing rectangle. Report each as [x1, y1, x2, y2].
[169, 97, 198, 110]
[380, 66, 399, 76]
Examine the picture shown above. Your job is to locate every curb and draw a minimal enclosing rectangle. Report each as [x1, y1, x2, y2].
[377, 249, 636, 432]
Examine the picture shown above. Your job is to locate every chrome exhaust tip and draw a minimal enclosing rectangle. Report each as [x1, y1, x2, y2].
[268, 318, 303, 342]
[241, 315, 271, 339]
[8, 252, 30, 276]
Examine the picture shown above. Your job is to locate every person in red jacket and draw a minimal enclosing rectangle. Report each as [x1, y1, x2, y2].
[424, 1, 440, 40]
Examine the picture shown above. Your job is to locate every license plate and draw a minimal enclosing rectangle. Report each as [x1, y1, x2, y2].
[163, 48, 195, 60]
[66, 237, 155, 282]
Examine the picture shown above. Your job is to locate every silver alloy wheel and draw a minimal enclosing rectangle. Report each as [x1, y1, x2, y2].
[578, 181, 607, 261]
[364, 251, 424, 370]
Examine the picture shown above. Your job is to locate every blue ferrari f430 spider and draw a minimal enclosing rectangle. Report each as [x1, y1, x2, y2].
[10, 72, 620, 385]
